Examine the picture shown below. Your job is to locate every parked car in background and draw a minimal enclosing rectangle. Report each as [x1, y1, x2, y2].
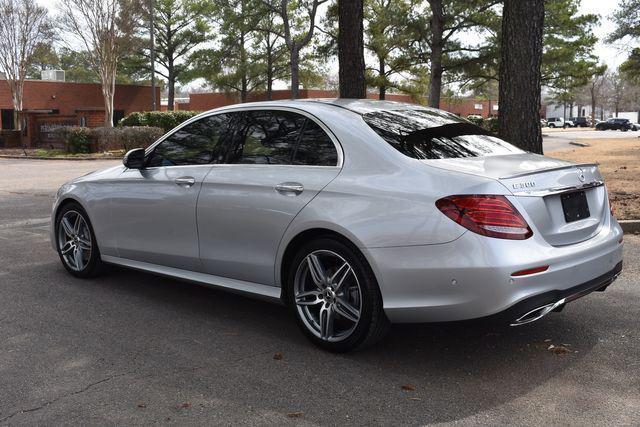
[595, 118, 633, 131]
[631, 122, 640, 131]
[569, 117, 589, 127]
[540, 118, 548, 127]
[50, 99, 624, 352]
[547, 117, 574, 128]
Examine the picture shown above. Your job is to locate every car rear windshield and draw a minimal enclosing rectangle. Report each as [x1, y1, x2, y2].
[363, 110, 524, 160]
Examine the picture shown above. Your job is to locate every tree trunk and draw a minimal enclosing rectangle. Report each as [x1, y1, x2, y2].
[101, 71, 115, 128]
[168, 66, 175, 111]
[290, 47, 300, 99]
[338, 0, 366, 98]
[590, 88, 596, 127]
[427, 0, 444, 108]
[267, 49, 273, 101]
[10, 80, 23, 131]
[241, 76, 248, 103]
[379, 57, 386, 100]
[498, 0, 544, 154]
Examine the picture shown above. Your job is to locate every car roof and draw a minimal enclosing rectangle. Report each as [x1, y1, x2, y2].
[204, 98, 458, 118]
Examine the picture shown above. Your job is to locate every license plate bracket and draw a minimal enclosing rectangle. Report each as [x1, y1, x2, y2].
[561, 190, 590, 223]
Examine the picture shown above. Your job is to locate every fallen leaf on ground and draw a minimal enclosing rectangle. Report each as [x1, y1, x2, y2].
[548, 344, 571, 355]
[408, 397, 422, 401]
[287, 411, 304, 418]
[401, 384, 416, 391]
[137, 403, 146, 408]
[273, 352, 284, 360]
[181, 402, 192, 408]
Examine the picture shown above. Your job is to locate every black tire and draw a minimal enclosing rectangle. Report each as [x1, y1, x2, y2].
[287, 238, 390, 352]
[549, 123, 556, 128]
[55, 201, 105, 278]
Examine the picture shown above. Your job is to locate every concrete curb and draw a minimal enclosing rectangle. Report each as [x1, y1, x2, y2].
[619, 220, 640, 235]
[0, 155, 120, 161]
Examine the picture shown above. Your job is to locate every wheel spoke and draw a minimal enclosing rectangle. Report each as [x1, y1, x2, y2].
[331, 262, 352, 291]
[61, 217, 74, 237]
[74, 247, 84, 270]
[61, 241, 74, 255]
[295, 290, 323, 306]
[307, 254, 326, 288]
[78, 237, 91, 250]
[73, 214, 83, 234]
[335, 298, 360, 323]
[319, 304, 335, 340]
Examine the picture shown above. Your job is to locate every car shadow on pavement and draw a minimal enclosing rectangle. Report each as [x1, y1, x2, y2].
[36, 263, 600, 424]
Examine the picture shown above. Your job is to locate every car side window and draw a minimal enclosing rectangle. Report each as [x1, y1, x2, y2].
[219, 111, 305, 165]
[293, 119, 338, 166]
[146, 114, 237, 167]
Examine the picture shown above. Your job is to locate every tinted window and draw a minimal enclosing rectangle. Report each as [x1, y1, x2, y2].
[220, 111, 305, 165]
[147, 114, 237, 167]
[293, 120, 338, 166]
[363, 110, 523, 160]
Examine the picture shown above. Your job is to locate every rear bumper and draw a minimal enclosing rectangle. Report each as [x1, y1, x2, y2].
[365, 217, 624, 323]
[490, 261, 621, 326]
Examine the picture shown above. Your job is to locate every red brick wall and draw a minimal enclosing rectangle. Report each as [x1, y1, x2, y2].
[439, 98, 499, 118]
[187, 89, 417, 111]
[0, 80, 159, 117]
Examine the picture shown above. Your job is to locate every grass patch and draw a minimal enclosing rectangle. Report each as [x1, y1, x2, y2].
[548, 137, 640, 220]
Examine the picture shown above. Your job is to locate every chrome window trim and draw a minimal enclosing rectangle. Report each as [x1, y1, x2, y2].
[144, 106, 344, 168]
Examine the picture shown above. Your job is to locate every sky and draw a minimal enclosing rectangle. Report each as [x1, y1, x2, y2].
[580, 0, 628, 69]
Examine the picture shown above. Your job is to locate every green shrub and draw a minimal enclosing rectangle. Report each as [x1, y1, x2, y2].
[56, 127, 92, 153]
[483, 117, 499, 133]
[92, 126, 165, 151]
[466, 116, 484, 127]
[119, 110, 200, 132]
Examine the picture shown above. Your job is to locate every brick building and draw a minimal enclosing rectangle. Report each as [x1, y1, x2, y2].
[181, 89, 507, 120]
[184, 89, 416, 111]
[0, 79, 159, 147]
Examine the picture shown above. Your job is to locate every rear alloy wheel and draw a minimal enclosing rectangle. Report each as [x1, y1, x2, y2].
[56, 203, 104, 278]
[289, 238, 389, 352]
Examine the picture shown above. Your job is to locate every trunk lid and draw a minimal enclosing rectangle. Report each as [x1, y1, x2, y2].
[425, 153, 607, 246]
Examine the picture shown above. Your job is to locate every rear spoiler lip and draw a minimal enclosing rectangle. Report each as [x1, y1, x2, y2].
[499, 162, 599, 180]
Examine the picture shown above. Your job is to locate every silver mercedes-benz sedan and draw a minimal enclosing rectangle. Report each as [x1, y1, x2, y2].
[51, 99, 624, 352]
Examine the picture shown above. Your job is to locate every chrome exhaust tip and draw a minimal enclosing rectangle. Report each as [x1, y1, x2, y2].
[510, 298, 566, 326]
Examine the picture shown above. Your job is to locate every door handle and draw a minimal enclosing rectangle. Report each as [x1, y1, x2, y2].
[175, 176, 196, 187]
[275, 182, 304, 196]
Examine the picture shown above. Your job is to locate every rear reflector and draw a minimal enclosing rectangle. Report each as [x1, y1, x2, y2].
[436, 195, 533, 240]
[511, 265, 549, 277]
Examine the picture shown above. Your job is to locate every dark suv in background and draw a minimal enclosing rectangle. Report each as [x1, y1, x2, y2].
[569, 117, 589, 127]
[596, 118, 632, 131]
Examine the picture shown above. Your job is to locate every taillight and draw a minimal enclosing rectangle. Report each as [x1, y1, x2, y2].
[436, 195, 533, 240]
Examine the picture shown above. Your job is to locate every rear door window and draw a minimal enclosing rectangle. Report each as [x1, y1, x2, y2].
[219, 110, 305, 165]
[363, 109, 524, 160]
[293, 120, 338, 166]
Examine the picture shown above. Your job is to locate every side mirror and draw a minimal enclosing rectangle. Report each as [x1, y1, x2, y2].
[123, 148, 146, 169]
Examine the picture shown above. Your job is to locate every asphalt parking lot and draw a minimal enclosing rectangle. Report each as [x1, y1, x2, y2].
[1, 158, 639, 425]
[543, 127, 639, 152]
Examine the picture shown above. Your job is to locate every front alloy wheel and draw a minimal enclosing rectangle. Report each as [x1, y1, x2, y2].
[289, 238, 389, 352]
[55, 202, 104, 278]
[58, 210, 92, 272]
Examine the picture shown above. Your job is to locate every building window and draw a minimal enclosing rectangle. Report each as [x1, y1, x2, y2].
[80, 117, 87, 127]
[1, 109, 14, 130]
[474, 103, 483, 110]
[113, 110, 125, 126]
[493, 104, 499, 111]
